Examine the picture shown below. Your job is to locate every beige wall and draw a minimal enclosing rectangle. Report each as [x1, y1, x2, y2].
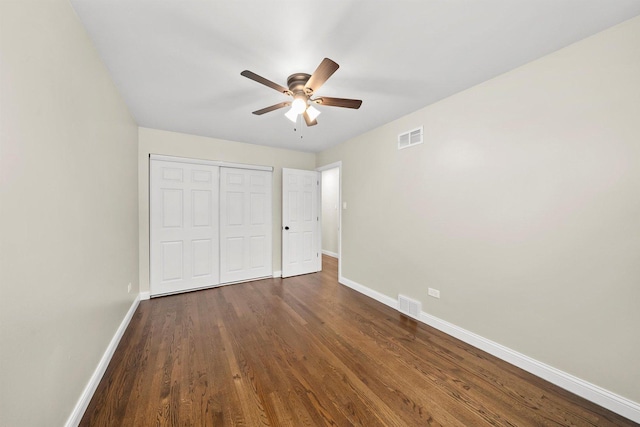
[321, 168, 340, 255]
[138, 127, 316, 292]
[1, 2, 637, 424]
[317, 16, 640, 402]
[0, 1, 139, 426]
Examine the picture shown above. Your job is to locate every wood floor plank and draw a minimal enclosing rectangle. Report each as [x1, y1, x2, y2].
[80, 256, 638, 426]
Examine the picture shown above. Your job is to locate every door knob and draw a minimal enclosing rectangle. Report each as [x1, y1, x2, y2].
[284, 226, 289, 230]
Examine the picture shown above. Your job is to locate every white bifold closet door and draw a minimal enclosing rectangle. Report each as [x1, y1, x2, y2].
[219, 167, 273, 283]
[150, 160, 220, 296]
[150, 158, 273, 296]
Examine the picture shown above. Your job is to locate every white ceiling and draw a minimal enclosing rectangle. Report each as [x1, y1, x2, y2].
[70, 0, 640, 153]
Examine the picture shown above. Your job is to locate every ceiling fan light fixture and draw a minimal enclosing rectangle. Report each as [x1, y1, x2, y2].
[306, 105, 321, 121]
[285, 107, 298, 123]
[242, 58, 362, 128]
[291, 97, 307, 114]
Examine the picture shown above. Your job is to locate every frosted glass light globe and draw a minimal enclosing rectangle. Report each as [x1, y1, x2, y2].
[306, 105, 321, 121]
[291, 98, 307, 114]
[285, 107, 298, 123]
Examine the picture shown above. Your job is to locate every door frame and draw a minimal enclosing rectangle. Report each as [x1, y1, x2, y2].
[149, 154, 273, 172]
[317, 161, 342, 279]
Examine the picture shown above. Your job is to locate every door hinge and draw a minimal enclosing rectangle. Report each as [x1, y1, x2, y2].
[317, 253, 319, 257]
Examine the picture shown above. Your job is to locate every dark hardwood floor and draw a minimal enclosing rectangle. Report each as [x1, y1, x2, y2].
[81, 256, 636, 426]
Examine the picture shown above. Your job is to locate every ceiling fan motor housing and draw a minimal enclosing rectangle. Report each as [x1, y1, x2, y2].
[287, 73, 312, 96]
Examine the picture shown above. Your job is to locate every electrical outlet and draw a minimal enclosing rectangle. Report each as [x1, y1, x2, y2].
[428, 288, 440, 299]
[127, 282, 132, 294]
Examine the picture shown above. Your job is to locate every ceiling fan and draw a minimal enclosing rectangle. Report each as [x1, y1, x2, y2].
[241, 58, 362, 127]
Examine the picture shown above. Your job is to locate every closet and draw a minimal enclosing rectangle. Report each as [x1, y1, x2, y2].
[150, 155, 272, 297]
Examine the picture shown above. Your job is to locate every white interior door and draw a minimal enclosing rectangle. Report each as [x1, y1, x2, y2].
[282, 168, 320, 278]
[220, 167, 273, 283]
[150, 160, 219, 296]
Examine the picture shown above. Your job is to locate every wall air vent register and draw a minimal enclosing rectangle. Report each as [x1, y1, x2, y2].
[398, 294, 422, 318]
[398, 126, 423, 150]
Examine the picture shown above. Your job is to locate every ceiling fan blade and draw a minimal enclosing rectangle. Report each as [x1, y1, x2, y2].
[303, 110, 318, 126]
[241, 70, 289, 94]
[252, 102, 291, 115]
[316, 97, 362, 109]
[304, 58, 339, 93]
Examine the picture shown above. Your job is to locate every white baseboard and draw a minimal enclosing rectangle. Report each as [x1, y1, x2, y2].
[338, 275, 640, 424]
[65, 295, 141, 427]
[139, 291, 150, 300]
[273, 270, 282, 278]
[339, 275, 398, 308]
[322, 250, 339, 258]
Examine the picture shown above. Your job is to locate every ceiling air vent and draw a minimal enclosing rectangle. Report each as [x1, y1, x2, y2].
[398, 126, 423, 150]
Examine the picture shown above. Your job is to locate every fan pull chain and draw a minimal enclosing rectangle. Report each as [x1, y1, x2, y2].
[293, 114, 303, 139]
